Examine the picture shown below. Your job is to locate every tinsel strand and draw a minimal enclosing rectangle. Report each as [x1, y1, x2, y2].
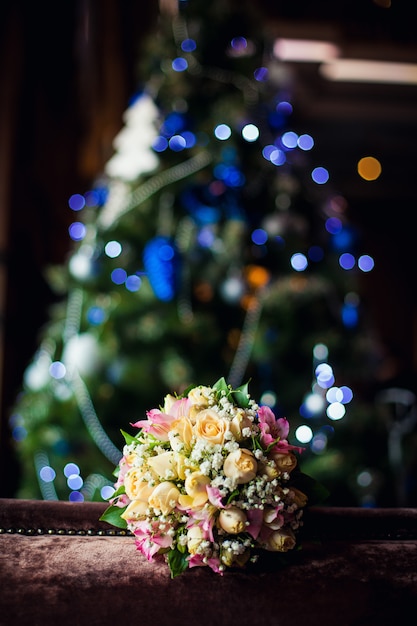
[34, 451, 58, 501]
[228, 291, 265, 388]
[63, 288, 84, 344]
[69, 370, 122, 465]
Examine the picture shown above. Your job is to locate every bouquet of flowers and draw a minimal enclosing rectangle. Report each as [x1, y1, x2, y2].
[101, 378, 324, 577]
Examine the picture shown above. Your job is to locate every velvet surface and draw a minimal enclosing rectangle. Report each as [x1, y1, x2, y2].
[1, 499, 417, 626]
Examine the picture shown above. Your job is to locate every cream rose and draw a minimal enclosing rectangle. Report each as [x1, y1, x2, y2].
[269, 451, 298, 474]
[287, 487, 308, 508]
[230, 409, 253, 442]
[170, 416, 194, 449]
[121, 499, 149, 521]
[188, 386, 212, 422]
[223, 449, 257, 484]
[186, 525, 205, 555]
[178, 471, 210, 508]
[257, 460, 279, 481]
[218, 506, 247, 534]
[124, 468, 153, 501]
[163, 393, 178, 414]
[262, 528, 296, 552]
[188, 386, 211, 406]
[148, 481, 180, 515]
[263, 506, 284, 530]
[147, 450, 186, 480]
[220, 546, 251, 568]
[194, 409, 229, 445]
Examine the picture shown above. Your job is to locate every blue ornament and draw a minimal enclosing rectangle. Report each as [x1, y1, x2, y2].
[143, 236, 179, 301]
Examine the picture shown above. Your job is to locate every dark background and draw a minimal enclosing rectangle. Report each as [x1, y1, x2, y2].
[1, 0, 417, 496]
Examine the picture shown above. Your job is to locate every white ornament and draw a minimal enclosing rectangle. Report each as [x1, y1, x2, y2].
[104, 93, 160, 182]
[62, 333, 101, 377]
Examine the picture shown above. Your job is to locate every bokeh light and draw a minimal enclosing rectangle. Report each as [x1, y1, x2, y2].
[296, 424, 313, 443]
[49, 361, 66, 380]
[69, 222, 87, 241]
[214, 124, 232, 140]
[339, 252, 355, 270]
[281, 131, 298, 149]
[311, 167, 329, 184]
[172, 57, 188, 72]
[241, 124, 259, 142]
[290, 252, 308, 271]
[68, 193, 85, 211]
[297, 134, 314, 150]
[357, 156, 382, 181]
[358, 254, 375, 272]
[105, 240, 122, 258]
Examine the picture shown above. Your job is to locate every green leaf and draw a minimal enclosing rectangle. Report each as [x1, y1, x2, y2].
[232, 381, 251, 408]
[226, 488, 240, 504]
[109, 484, 126, 499]
[121, 429, 137, 445]
[99, 504, 128, 529]
[213, 377, 229, 395]
[167, 548, 189, 578]
[180, 383, 197, 397]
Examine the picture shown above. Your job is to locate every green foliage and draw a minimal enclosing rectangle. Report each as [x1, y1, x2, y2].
[167, 548, 190, 579]
[99, 504, 128, 529]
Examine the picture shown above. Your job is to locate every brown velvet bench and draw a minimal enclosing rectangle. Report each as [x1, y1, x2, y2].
[1, 498, 417, 626]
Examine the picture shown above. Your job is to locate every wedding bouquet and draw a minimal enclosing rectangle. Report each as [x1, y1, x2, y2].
[101, 378, 323, 577]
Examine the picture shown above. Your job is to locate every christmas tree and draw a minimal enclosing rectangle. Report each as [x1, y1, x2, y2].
[10, 0, 404, 506]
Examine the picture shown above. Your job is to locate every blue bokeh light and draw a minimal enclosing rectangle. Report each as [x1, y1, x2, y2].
[172, 57, 188, 72]
[291, 252, 308, 271]
[87, 306, 106, 325]
[68, 194, 85, 212]
[111, 268, 128, 285]
[104, 240, 122, 258]
[251, 228, 268, 245]
[214, 124, 232, 140]
[39, 466, 56, 482]
[325, 217, 343, 234]
[64, 463, 80, 477]
[153, 136, 169, 152]
[254, 67, 268, 81]
[358, 254, 375, 272]
[339, 253, 356, 270]
[181, 38, 196, 52]
[281, 131, 298, 149]
[69, 222, 87, 241]
[49, 361, 66, 380]
[311, 167, 329, 185]
[125, 275, 142, 292]
[297, 134, 314, 151]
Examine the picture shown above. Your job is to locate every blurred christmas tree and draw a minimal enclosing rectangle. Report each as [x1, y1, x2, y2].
[10, 0, 408, 506]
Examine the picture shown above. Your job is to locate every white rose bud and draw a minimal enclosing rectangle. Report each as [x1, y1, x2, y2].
[147, 451, 178, 480]
[223, 449, 257, 484]
[287, 487, 308, 508]
[187, 525, 205, 555]
[269, 452, 298, 474]
[120, 499, 149, 521]
[220, 546, 251, 568]
[257, 460, 279, 481]
[263, 506, 283, 530]
[188, 386, 211, 406]
[148, 481, 180, 515]
[263, 528, 296, 552]
[218, 506, 247, 534]
[230, 409, 253, 442]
